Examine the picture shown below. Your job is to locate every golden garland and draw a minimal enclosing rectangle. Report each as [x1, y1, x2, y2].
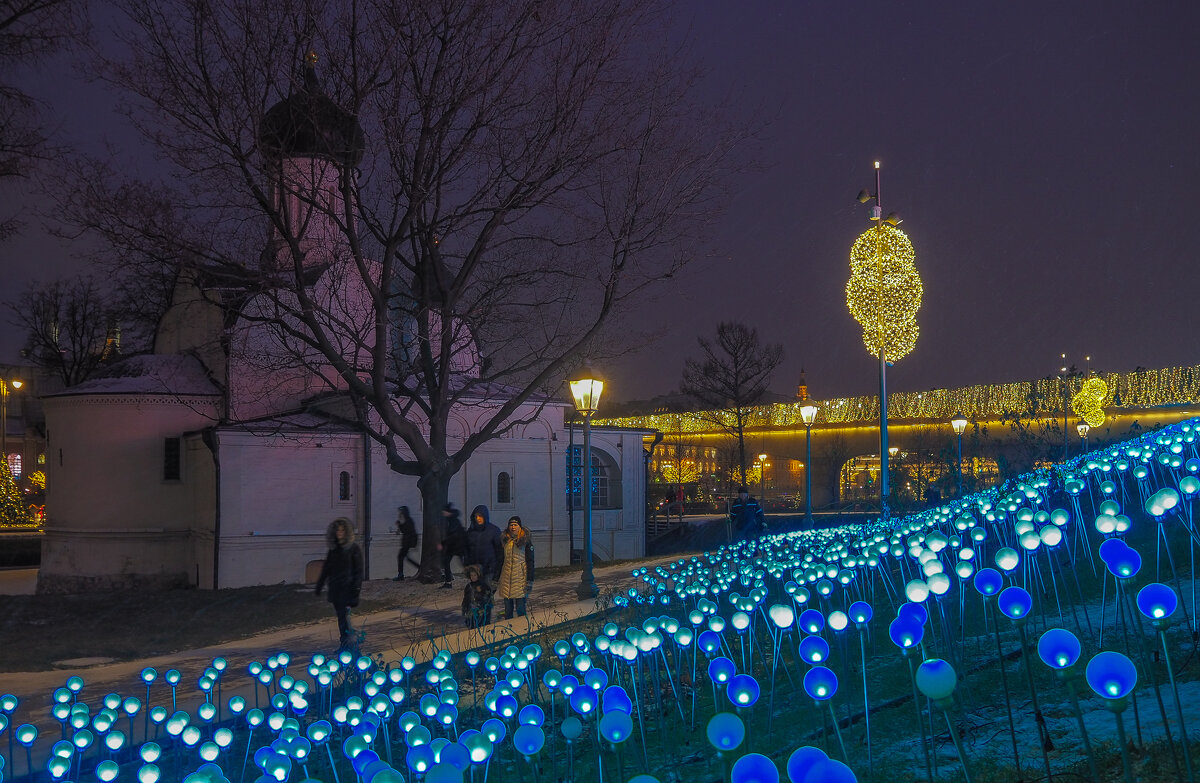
[600, 364, 1200, 431]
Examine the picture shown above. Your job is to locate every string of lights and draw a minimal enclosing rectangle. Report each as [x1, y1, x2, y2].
[846, 223, 922, 361]
[600, 364, 1200, 431]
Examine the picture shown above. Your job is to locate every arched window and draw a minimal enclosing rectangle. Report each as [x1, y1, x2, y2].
[496, 471, 512, 504]
[566, 446, 622, 510]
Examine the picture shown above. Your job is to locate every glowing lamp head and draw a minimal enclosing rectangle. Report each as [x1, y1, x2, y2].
[888, 616, 923, 650]
[1037, 628, 1082, 670]
[706, 712, 745, 752]
[787, 746, 830, 783]
[727, 674, 761, 708]
[1137, 582, 1178, 623]
[708, 656, 737, 685]
[951, 412, 968, 435]
[904, 579, 930, 603]
[1086, 651, 1138, 702]
[1099, 540, 1141, 579]
[803, 666, 839, 701]
[800, 404, 818, 426]
[849, 601, 874, 626]
[513, 724, 546, 756]
[998, 587, 1033, 622]
[994, 548, 1020, 573]
[915, 658, 958, 703]
[569, 370, 604, 416]
[730, 753, 780, 783]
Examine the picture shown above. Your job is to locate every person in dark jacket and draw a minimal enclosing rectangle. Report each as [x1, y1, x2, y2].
[438, 504, 467, 589]
[393, 505, 419, 581]
[464, 504, 504, 581]
[730, 487, 766, 541]
[461, 563, 494, 628]
[315, 517, 364, 649]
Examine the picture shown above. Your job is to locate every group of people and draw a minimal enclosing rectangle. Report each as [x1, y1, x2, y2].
[313, 502, 535, 649]
[440, 504, 535, 628]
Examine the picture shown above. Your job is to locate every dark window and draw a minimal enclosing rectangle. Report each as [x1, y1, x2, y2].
[163, 438, 182, 481]
[338, 470, 351, 501]
[497, 471, 512, 504]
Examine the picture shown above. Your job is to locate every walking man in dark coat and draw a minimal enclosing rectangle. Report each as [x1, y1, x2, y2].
[465, 504, 504, 581]
[438, 503, 467, 588]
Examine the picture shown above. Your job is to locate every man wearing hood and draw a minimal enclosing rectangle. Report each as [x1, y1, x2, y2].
[465, 504, 504, 581]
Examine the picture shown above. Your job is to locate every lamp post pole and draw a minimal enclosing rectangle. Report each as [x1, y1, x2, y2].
[580, 409, 596, 599]
[1077, 422, 1090, 454]
[951, 412, 968, 498]
[570, 369, 604, 601]
[0, 376, 23, 462]
[800, 404, 817, 528]
[879, 350, 890, 520]
[757, 453, 767, 500]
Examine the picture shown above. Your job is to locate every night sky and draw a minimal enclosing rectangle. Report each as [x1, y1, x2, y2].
[2, 1, 1198, 404]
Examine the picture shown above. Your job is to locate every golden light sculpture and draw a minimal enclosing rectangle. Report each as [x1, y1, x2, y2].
[846, 222, 923, 361]
[1071, 376, 1109, 428]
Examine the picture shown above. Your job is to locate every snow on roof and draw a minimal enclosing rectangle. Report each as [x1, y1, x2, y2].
[45, 354, 221, 397]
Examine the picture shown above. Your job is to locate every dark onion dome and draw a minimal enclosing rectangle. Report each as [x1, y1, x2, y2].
[260, 56, 365, 166]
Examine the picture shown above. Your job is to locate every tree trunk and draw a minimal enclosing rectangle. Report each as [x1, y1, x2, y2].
[416, 471, 452, 583]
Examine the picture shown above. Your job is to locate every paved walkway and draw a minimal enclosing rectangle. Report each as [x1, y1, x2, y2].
[1, 556, 685, 775]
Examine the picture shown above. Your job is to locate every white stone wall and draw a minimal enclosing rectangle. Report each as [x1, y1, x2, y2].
[39, 393, 221, 592]
[208, 429, 363, 589]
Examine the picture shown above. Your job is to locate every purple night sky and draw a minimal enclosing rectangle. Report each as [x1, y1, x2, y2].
[2, 1, 1198, 403]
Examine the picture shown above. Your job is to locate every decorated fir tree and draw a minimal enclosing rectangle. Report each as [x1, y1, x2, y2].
[0, 459, 29, 527]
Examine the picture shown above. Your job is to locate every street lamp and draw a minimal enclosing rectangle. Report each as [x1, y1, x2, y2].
[1, 375, 24, 464]
[848, 161, 923, 522]
[1077, 422, 1091, 453]
[757, 454, 768, 499]
[569, 368, 604, 600]
[950, 412, 968, 497]
[800, 404, 818, 528]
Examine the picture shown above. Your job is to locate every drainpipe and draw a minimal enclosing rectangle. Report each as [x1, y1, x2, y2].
[362, 428, 372, 581]
[201, 428, 220, 589]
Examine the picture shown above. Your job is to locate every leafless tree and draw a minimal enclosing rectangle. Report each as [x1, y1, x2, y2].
[7, 276, 115, 387]
[64, 0, 741, 579]
[0, 0, 84, 238]
[681, 321, 783, 490]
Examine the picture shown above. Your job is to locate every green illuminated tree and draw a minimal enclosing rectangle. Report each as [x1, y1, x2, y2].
[0, 460, 29, 526]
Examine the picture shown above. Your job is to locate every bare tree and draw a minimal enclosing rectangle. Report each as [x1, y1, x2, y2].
[7, 276, 116, 387]
[66, 0, 740, 580]
[817, 430, 852, 508]
[0, 0, 84, 238]
[681, 321, 783, 490]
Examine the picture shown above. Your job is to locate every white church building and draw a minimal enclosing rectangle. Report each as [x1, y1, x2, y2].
[38, 62, 648, 592]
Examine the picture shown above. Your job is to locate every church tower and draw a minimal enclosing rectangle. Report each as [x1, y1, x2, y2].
[259, 52, 364, 273]
[795, 368, 809, 401]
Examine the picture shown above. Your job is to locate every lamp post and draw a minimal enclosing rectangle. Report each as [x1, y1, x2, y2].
[800, 404, 818, 528]
[848, 161, 922, 522]
[569, 368, 604, 600]
[1077, 422, 1090, 454]
[0, 374, 24, 463]
[950, 412, 968, 497]
[757, 454, 767, 500]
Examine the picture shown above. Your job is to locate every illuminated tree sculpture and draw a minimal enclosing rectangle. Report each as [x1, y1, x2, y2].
[846, 223, 923, 361]
[1071, 377, 1109, 428]
[846, 162, 923, 520]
